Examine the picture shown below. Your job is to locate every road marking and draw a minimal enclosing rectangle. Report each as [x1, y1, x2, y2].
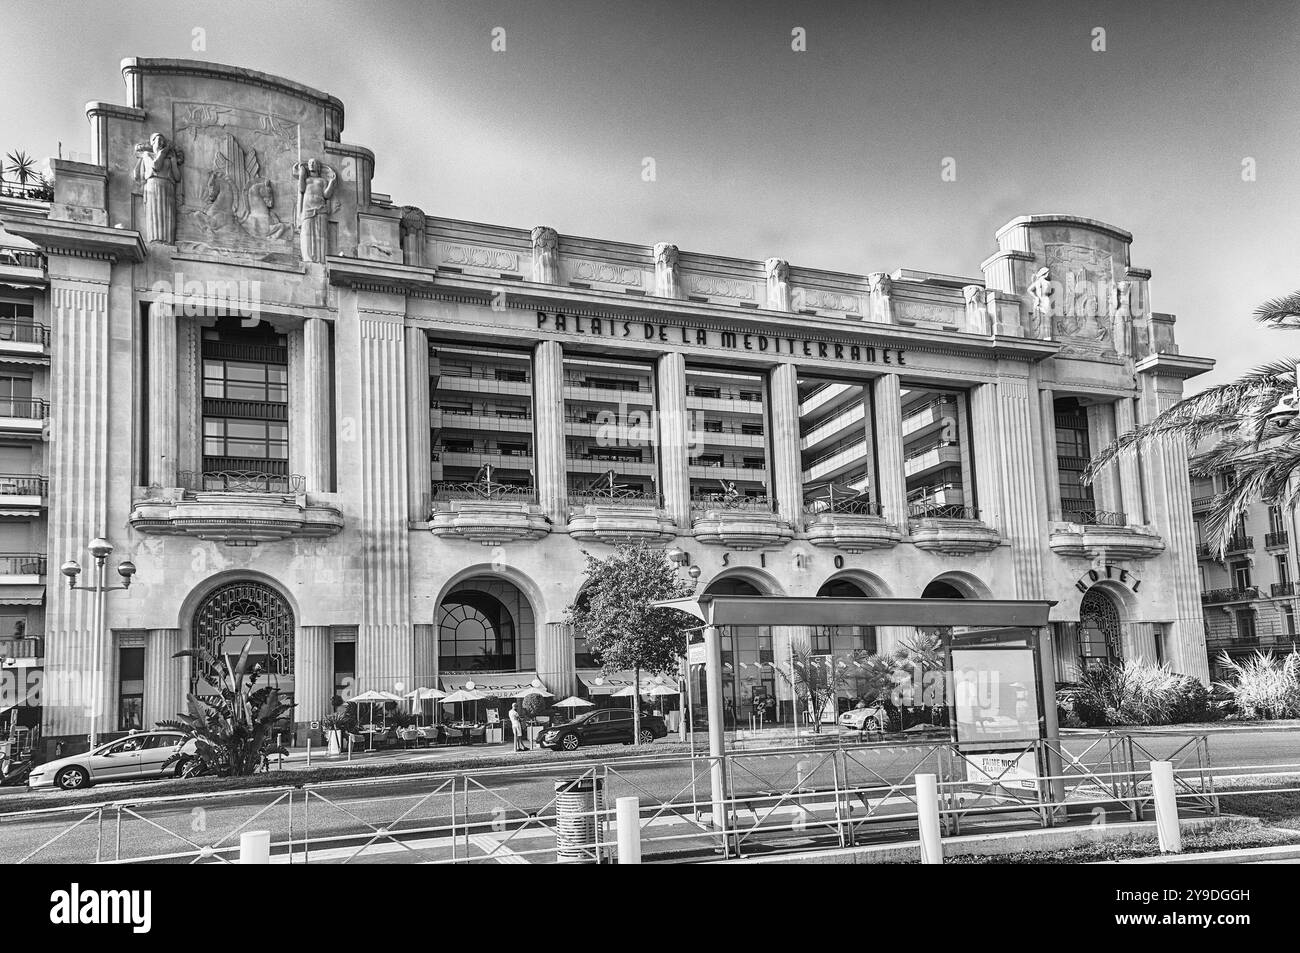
[467, 833, 530, 864]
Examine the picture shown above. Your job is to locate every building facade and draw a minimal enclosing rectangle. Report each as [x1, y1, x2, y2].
[1190, 468, 1300, 680]
[0, 58, 1215, 749]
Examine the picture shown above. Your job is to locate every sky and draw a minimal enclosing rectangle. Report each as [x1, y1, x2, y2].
[2, 0, 1296, 392]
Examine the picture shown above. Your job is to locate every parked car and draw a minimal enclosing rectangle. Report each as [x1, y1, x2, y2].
[27, 731, 197, 791]
[538, 709, 667, 751]
[838, 703, 888, 732]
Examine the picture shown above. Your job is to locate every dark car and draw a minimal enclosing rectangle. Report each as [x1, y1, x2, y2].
[538, 709, 668, 751]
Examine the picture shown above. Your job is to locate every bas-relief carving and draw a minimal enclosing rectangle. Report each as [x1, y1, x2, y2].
[568, 259, 642, 287]
[1042, 242, 1118, 357]
[962, 285, 989, 334]
[531, 225, 559, 283]
[687, 275, 756, 301]
[796, 289, 861, 315]
[895, 300, 958, 329]
[437, 242, 521, 273]
[133, 133, 184, 244]
[654, 242, 681, 298]
[400, 206, 427, 268]
[867, 272, 893, 323]
[170, 103, 307, 263]
[765, 258, 790, 310]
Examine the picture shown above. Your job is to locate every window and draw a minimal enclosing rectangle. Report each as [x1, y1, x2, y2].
[201, 323, 289, 478]
[202, 360, 288, 402]
[203, 419, 288, 461]
[1053, 397, 1095, 517]
[1152, 623, 1167, 667]
[903, 386, 973, 518]
[687, 366, 770, 504]
[1231, 560, 1253, 590]
[798, 375, 878, 517]
[1269, 505, 1286, 534]
[143, 733, 181, 750]
[1287, 606, 1297, 638]
[0, 300, 37, 341]
[564, 356, 657, 502]
[332, 639, 356, 699]
[118, 646, 145, 731]
[432, 343, 534, 490]
[1235, 609, 1257, 642]
[0, 375, 33, 417]
[1277, 554, 1291, 586]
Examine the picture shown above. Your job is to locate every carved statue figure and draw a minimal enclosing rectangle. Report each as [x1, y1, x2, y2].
[867, 272, 893, 323]
[244, 177, 293, 240]
[654, 242, 681, 298]
[133, 133, 184, 244]
[401, 206, 427, 268]
[531, 225, 559, 283]
[962, 285, 988, 333]
[1027, 267, 1055, 336]
[295, 159, 337, 263]
[765, 257, 791, 311]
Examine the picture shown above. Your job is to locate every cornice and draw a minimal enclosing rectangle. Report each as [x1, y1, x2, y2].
[0, 211, 145, 263]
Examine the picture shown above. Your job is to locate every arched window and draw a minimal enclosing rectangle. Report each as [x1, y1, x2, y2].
[438, 577, 535, 672]
[191, 581, 294, 697]
[1078, 588, 1122, 668]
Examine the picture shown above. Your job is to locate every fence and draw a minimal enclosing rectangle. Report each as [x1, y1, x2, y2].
[0, 730, 1241, 865]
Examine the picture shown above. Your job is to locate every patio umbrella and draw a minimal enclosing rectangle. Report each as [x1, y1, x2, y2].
[441, 688, 486, 724]
[552, 695, 592, 715]
[350, 690, 401, 728]
[405, 687, 447, 725]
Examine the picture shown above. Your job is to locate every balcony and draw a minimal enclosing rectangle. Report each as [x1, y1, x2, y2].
[1266, 531, 1289, 549]
[1201, 586, 1260, 605]
[907, 507, 1000, 555]
[0, 473, 46, 513]
[903, 442, 963, 480]
[0, 319, 49, 356]
[1048, 508, 1166, 561]
[1224, 535, 1254, 554]
[0, 244, 46, 291]
[803, 499, 900, 553]
[567, 490, 676, 545]
[690, 494, 793, 550]
[0, 398, 48, 438]
[1190, 495, 1215, 512]
[0, 635, 42, 665]
[429, 480, 549, 545]
[130, 471, 344, 544]
[802, 440, 870, 484]
[0, 554, 45, 577]
[1271, 582, 1296, 598]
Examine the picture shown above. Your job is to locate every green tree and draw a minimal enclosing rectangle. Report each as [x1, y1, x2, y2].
[157, 639, 294, 777]
[4, 150, 39, 187]
[1087, 294, 1300, 555]
[564, 540, 695, 745]
[776, 640, 863, 732]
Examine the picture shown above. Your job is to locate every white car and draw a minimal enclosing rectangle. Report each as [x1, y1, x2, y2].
[27, 731, 197, 791]
[838, 704, 888, 732]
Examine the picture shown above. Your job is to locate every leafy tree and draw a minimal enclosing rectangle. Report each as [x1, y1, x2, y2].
[157, 639, 294, 777]
[521, 692, 549, 722]
[1086, 294, 1300, 555]
[565, 540, 695, 744]
[776, 640, 866, 732]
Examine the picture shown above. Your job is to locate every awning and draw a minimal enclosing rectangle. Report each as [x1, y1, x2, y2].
[577, 670, 677, 696]
[439, 672, 547, 698]
[0, 584, 44, 606]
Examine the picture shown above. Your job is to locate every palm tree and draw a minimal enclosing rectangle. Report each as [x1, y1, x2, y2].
[1086, 293, 1300, 557]
[5, 150, 39, 187]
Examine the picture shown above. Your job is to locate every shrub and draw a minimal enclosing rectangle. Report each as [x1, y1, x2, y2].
[521, 693, 549, 722]
[1071, 660, 1207, 727]
[1215, 651, 1300, 719]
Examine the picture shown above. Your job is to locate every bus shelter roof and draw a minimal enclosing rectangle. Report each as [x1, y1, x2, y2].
[658, 596, 1055, 629]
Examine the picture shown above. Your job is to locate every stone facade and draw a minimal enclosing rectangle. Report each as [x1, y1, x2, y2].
[0, 58, 1216, 747]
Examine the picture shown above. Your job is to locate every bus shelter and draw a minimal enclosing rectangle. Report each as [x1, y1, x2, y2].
[660, 595, 1063, 826]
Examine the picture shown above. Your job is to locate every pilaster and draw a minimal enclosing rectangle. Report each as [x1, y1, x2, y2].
[1113, 396, 1145, 524]
[656, 352, 691, 529]
[871, 374, 908, 526]
[146, 300, 177, 487]
[302, 317, 333, 492]
[294, 625, 332, 727]
[143, 628, 183, 728]
[539, 622, 577, 698]
[533, 340, 568, 525]
[769, 363, 804, 531]
[1086, 402, 1122, 515]
[1039, 388, 1062, 521]
[405, 327, 431, 521]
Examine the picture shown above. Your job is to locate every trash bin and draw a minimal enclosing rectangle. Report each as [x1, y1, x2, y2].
[554, 776, 605, 862]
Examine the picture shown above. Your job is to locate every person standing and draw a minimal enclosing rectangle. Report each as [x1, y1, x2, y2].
[509, 702, 529, 752]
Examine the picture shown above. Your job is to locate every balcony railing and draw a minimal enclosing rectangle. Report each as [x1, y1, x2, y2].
[1224, 535, 1254, 554]
[803, 497, 883, 516]
[0, 554, 46, 575]
[568, 488, 664, 508]
[1201, 586, 1260, 604]
[178, 470, 306, 494]
[909, 502, 980, 520]
[1191, 495, 1215, 509]
[0, 181, 53, 202]
[690, 493, 774, 513]
[1060, 507, 1126, 527]
[1271, 582, 1296, 597]
[904, 440, 957, 461]
[0, 398, 48, 419]
[0, 474, 46, 496]
[0, 320, 50, 347]
[431, 480, 537, 504]
[0, 636, 42, 658]
[1266, 531, 1289, 548]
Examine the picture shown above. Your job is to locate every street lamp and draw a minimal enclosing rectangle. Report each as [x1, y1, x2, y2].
[62, 537, 138, 749]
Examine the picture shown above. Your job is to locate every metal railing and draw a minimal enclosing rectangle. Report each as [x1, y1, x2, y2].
[1224, 535, 1254, 553]
[568, 489, 663, 508]
[1271, 582, 1296, 597]
[1201, 586, 1260, 604]
[1060, 507, 1126, 526]
[0, 398, 47, 420]
[908, 502, 979, 521]
[1266, 531, 1289, 548]
[0, 181, 53, 202]
[177, 470, 306, 494]
[690, 493, 774, 513]
[804, 497, 883, 516]
[0, 554, 46, 575]
[0, 731, 1225, 865]
[0, 474, 46, 496]
[0, 636, 43, 658]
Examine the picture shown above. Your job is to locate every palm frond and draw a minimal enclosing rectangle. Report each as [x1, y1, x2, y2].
[1254, 294, 1300, 329]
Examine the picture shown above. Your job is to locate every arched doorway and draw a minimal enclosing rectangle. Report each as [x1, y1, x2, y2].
[815, 580, 879, 707]
[1078, 588, 1123, 670]
[701, 576, 771, 727]
[438, 576, 536, 673]
[190, 581, 295, 699]
[922, 580, 965, 599]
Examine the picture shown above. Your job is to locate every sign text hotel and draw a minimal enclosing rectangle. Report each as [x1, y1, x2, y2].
[536, 310, 906, 365]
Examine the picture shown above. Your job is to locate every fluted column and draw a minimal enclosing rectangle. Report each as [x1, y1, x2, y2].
[656, 352, 691, 528]
[143, 628, 183, 728]
[1139, 372, 1210, 683]
[1086, 402, 1122, 515]
[412, 623, 437, 689]
[348, 294, 412, 693]
[993, 376, 1047, 599]
[1126, 621, 1160, 665]
[533, 340, 568, 525]
[538, 622, 577, 698]
[1040, 388, 1062, 521]
[1113, 396, 1145, 524]
[970, 384, 1005, 529]
[769, 363, 804, 530]
[871, 374, 908, 526]
[147, 300, 177, 487]
[294, 625, 332, 727]
[405, 327, 431, 521]
[302, 317, 333, 492]
[44, 269, 112, 739]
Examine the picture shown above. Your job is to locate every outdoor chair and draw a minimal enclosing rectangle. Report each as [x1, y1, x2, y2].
[399, 728, 420, 748]
[468, 726, 486, 745]
[347, 732, 366, 750]
[417, 726, 439, 745]
[442, 727, 464, 745]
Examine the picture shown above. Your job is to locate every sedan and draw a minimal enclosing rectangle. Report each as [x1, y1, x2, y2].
[838, 704, 888, 732]
[538, 710, 668, 751]
[28, 731, 197, 791]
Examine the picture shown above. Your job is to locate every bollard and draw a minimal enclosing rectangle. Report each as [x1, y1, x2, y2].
[796, 759, 811, 792]
[306, 736, 312, 768]
[347, 734, 353, 761]
[1151, 760, 1182, 853]
[239, 830, 271, 864]
[916, 773, 943, 864]
[615, 796, 641, 864]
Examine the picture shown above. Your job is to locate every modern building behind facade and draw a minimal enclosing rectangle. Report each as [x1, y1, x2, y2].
[0, 58, 1216, 750]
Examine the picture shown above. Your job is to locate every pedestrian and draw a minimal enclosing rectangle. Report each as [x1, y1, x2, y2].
[509, 702, 529, 752]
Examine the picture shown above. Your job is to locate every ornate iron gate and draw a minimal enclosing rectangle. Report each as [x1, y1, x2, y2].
[191, 582, 295, 692]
